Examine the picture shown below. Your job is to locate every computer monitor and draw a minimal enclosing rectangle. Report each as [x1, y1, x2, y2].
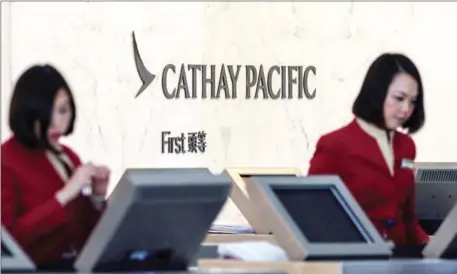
[414, 162, 457, 235]
[245, 175, 392, 261]
[422, 201, 457, 259]
[74, 168, 232, 272]
[226, 168, 302, 234]
[1, 226, 36, 272]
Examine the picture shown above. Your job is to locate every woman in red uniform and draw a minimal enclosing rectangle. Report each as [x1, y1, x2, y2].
[308, 53, 429, 257]
[1, 64, 110, 269]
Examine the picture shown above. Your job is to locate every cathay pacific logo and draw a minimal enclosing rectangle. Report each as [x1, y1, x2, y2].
[131, 31, 317, 100]
[132, 31, 156, 98]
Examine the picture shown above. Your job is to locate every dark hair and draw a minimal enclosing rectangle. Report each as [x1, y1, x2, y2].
[352, 53, 425, 134]
[9, 64, 76, 149]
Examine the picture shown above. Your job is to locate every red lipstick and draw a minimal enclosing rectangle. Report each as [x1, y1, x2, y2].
[49, 133, 62, 141]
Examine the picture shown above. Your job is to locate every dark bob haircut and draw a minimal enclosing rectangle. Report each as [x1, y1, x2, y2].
[352, 53, 425, 134]
[9, 64, 76, 149]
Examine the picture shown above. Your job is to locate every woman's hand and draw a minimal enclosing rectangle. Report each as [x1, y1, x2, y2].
[56, 163, 97, 205]
[92, 165, 110, 196]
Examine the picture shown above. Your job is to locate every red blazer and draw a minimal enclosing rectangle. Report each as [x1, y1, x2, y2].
[1, 136, 103, 265]
[308, 119, 429, 247]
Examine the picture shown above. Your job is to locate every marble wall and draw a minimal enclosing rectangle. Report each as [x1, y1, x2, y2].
[2, 2, 457, 226]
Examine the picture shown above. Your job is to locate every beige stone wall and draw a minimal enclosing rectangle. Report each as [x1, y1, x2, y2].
[2, 2, 457, 225]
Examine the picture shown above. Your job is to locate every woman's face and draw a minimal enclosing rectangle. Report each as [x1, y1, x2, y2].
[383, 73, 418, 131]
[47, 88, 72, 144]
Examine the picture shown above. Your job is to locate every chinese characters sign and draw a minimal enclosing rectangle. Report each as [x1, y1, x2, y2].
[161, 131, 207, 154]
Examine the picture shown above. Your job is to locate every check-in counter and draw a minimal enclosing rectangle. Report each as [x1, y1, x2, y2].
[3, 169, 457, 274]
[198, 260, 341, 274]
[197, 259, 457, 274]
[205, 234, 277, 245]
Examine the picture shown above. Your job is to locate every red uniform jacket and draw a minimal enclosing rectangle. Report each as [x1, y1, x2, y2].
[308, 119, 429, 246]
[1, 136, 103, 265]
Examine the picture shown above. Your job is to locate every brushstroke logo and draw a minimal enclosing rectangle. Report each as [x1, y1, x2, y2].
[132, 31, 156, 98]
[131, 31, 317, 100]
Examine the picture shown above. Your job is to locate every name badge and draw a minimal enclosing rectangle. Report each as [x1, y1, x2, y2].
[401, 159, 415, 170]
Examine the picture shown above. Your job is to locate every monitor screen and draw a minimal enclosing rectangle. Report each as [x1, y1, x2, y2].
[272, 186, 366, 243]
[245, 175, 392, 260]
[74, 168, 232, 272]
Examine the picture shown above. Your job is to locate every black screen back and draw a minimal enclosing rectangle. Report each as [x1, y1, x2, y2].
[272, 187, 366, 243]
[1, 242, 12, 257]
